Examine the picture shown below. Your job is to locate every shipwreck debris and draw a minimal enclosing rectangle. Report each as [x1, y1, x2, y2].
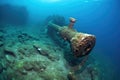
[68, 17, 76, 29]
[47, 17, 96, 58]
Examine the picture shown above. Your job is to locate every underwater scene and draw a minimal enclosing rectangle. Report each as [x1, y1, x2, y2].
[0, 0, 120, 80]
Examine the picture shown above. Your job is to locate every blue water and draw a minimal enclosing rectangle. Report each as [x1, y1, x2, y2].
[0, 0, 120, 79]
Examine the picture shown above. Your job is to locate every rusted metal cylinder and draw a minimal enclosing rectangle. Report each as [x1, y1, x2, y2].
[47, 22, 96, 58]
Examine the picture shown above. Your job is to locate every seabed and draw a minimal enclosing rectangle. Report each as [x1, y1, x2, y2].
[0, 23, 107, 80]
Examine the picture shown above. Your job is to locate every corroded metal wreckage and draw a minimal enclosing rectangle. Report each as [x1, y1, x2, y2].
[47, 17, 96, 58]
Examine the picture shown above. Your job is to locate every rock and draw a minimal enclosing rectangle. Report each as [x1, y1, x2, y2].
[0, 41, 4, 47]
[23, 62, 33, 71]
[4, 46, 16, 57]
[0, 31, 4, 47]
[0, 4, 28, 25]
[47, 54, 60, 61]
[19, 69, 27, 75]
[67, 72, 77, 80]
[0, 32, 4, 38]
[45, 15, 66, 26]
[17, 32, 39, 43]
[0, 63, 3, 73]
[5, 55, 15, 63]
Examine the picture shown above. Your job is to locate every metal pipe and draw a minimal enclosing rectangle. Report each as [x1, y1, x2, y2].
[47, 19, 96, 58]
